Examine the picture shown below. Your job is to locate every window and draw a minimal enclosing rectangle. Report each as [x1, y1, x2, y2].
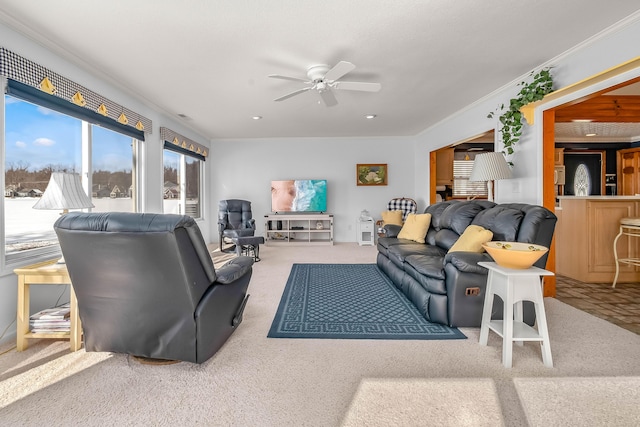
[2, 94, 140, 268]
[453, 160, 488, 197]
[91, 125, 136, 213]
[185, 155, 201, 218]
[163, 148, 202, 218]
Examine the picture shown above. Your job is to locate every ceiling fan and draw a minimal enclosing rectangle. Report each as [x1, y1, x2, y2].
[268, 61, 381, 107]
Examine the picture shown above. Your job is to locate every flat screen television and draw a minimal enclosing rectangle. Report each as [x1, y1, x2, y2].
[271, 179, 327, 213]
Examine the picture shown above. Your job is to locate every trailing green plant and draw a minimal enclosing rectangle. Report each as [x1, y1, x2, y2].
[488, 68, 554, 160]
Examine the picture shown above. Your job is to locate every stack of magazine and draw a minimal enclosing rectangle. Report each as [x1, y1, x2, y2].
[29, 303, 71, 333]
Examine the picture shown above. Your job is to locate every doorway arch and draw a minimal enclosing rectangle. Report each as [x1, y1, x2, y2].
[529, 56, 640, 295]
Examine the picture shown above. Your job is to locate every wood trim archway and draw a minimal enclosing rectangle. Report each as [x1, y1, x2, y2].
[538, 57, 640, 296]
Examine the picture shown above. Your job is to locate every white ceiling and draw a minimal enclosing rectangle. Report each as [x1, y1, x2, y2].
[1, 1, 640, 140]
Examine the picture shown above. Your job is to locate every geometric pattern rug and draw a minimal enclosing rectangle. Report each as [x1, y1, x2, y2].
[268, 264, 466, 340]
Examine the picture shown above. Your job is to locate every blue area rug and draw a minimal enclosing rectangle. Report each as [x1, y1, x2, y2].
[268, 264, 466, 340]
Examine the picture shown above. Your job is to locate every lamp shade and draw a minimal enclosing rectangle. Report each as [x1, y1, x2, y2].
[33, 172, 94, 211]
[468, 152, 512, 182]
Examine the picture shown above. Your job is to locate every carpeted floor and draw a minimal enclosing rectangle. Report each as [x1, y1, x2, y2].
[1, 243, 639, 426]
[268, 263, 465, 340]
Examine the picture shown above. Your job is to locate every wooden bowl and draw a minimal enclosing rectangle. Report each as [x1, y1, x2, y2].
[482, 241, 548, 269]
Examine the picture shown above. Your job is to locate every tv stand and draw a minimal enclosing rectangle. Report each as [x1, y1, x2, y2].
[264, 214, 333, 246]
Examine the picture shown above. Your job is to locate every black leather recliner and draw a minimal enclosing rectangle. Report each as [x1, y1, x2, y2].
[54, 212, 253, 364]
[218, 199, 256, 252]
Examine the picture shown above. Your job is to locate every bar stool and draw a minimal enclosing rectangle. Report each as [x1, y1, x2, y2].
[612, 217, 640, 288]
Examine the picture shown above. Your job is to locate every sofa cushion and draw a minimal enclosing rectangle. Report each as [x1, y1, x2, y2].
[405, 254, 446, 279]
[387, 243, 446, 268]
[425, 201, 457, 231]
[433, 228, 461, 251]
[444, 251, 493, 274]
[471, 206, 524, 242]
[397, 213, 432, 243]
[377, 236, 412, 257]
[381, 210, 403, 226]
[506, 203, 556, 243]
[439, 202, 493, 236]
[404, 255, 447, 294]
[448, 225, 493, 253]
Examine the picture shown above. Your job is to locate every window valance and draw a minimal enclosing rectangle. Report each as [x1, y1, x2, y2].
[0, 47, 152, 136]
[161, 127, 208, 161]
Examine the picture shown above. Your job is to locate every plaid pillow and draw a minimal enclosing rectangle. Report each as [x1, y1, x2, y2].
[387, 198, 417, 221]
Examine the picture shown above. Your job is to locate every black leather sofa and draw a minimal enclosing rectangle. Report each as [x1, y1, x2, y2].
[376, 200, 557, 327]
[54, 212, 253, 363]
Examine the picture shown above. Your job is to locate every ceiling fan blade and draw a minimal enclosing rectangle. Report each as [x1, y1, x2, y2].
[274, 87, 311, 102]
[334, 81, 382, 92]
[268, 74, 308, 83]
[323, 61, 356, 82]
[319, 90, 338, 107]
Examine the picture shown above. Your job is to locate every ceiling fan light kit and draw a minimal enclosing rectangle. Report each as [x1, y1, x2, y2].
[269, 61, 381, 107]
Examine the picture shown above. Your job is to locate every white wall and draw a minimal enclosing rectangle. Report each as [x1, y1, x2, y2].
[210, 137, 416, 242]
[415, 14, 640, 205]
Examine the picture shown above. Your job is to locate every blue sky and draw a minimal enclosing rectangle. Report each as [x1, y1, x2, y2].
[5, 95, 134, 172]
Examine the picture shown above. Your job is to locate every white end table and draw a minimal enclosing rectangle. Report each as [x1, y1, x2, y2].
[357, 218, 375, 246]
[478, 261, 554, 368]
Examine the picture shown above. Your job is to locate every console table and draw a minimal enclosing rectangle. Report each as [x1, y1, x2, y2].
[264, 214, 333, 246]
[13, 260, 82, 352]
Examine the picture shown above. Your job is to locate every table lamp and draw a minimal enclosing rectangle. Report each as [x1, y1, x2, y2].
[468, 152, 512, 202]
[33, 172, 94, 263]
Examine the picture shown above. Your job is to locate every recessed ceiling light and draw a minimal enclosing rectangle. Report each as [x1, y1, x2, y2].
[572, 119, 593, 123]
[365, 114, 377, 119]
[586, 133, 597, 137]
[252, 116, 262, 120]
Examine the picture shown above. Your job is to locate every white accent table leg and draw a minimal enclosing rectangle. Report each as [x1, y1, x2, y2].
[532, 283, 553, 368]
[478, 271, 494, 346]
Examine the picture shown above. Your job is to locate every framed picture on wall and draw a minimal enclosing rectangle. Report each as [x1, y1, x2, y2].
[357, 164, 387, 186]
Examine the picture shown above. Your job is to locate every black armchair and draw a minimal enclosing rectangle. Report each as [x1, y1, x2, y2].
[218, 199, 256, 252]
[54, 212, 253, 364]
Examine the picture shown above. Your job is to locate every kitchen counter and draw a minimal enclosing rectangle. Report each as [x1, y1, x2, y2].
[556, 197, 640, 283]
[558, 196, 640, 200]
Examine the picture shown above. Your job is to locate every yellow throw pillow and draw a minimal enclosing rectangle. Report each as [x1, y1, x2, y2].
[381, 210, 403, 226]
[397, 213, 432, 243]
[448, 225, 493, 253]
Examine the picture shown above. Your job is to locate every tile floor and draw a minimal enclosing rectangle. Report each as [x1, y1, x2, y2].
[555, 275, 640, 334]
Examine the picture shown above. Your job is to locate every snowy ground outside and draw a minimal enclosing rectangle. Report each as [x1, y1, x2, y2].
[4, 198, 181, 254]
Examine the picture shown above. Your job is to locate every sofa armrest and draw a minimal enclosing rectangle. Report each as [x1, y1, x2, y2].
[383, 224, 403, 238]
[216, 256, 254, 284]
[444, 251, 493, 274]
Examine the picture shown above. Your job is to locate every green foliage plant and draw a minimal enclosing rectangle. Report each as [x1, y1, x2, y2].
[487, 68, 554, 161]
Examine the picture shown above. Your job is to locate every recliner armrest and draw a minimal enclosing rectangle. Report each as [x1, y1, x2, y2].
[216, 256, 254, 284]
[384, 224, 402, 238]
[444, 251, 493, 274]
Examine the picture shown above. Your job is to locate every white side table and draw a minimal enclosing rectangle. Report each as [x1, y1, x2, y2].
[478, 261, 554, 368]
[357, 218, 375, 246]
